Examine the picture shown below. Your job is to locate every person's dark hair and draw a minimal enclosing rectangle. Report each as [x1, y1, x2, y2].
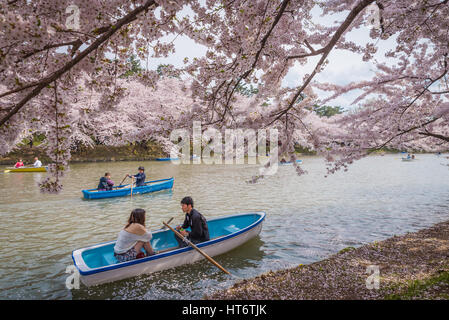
[138, 166, 144, 171]
[104, 172, 110, 176]
[126, 208, 146, 228]
[181, 196, 194, 208]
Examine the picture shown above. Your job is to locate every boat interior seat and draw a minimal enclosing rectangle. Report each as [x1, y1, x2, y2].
[102, 252, 118, 265]
[223, 225, 240, 235]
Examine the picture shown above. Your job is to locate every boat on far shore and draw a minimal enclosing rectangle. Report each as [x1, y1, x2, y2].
[279, 159, 302, 165]
[156, 154, 199, 162]
[155, 157, 178, 161]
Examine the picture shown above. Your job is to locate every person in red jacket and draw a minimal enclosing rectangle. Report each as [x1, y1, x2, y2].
[14, 159, 24, 168]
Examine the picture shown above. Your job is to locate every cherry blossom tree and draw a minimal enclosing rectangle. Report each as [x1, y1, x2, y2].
[0, 0, 182, 191]
[180, 0, 449, 175]
[71, 76, 198, 150]
[1, 0, 448, 192]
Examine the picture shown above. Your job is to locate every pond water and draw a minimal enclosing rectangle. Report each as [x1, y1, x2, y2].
[0, 154, 448, 299]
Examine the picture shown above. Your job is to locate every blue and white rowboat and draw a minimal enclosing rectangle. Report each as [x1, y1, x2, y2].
[279, 159, 303, 165]
[156, 155, 199, 162]
[72, 212, 265, 286]
[82, 178, 174, 200]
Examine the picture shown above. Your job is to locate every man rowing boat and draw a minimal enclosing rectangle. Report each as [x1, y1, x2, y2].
[127, 166, 146, 187]
[175, 196, 210, 248]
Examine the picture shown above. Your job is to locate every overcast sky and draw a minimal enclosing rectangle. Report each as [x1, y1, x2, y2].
[143, 4, 398, 110]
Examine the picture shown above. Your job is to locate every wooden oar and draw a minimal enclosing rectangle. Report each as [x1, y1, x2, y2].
[161, 217, 174, 230]
[130, 176, 134, 198]
[117, 174, 128, 188]
[162, 221, 231, 275]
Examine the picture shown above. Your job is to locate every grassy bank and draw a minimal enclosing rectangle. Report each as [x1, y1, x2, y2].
[207, 220, 449, 300]
[0, 141, 167, 165]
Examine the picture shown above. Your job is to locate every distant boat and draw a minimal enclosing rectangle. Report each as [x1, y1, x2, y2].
[72, 212, 265, 286]
[157, 154, 199, 161]
[82, 178, 174, 200]
[279, 159, 303, 165]
[4, 166, 47, 173]
[401, 157, 413, 162]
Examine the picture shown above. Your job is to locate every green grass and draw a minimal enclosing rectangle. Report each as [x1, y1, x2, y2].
[384, 270, 449, 300]
[338, 246, 355, 254]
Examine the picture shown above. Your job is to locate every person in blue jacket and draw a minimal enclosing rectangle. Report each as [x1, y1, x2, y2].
[127, 166, 146, 187]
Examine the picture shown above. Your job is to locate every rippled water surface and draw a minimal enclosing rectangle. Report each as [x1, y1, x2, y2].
[0, 154, 448, 299]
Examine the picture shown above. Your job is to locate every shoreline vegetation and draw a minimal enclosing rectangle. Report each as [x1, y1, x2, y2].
[0, 141, 428, 166]
[207, 220, 449, 300]
[0, 141, 167, 165]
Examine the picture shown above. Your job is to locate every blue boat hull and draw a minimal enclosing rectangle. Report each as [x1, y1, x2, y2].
[279, 159, 302, 165]
[82, 178, 174, 199]
[72, 212, 265, 286]
[156, 158, 179, 161]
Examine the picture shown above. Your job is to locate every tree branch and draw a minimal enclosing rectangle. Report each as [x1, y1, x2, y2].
[268, 0, 376, 127]
[418, 130, 449, 143]
[0, 0, 157, 128]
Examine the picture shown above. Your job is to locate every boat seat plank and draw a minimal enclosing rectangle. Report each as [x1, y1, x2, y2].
[223, 225, 240, 234]
[103, 253, 118, 265]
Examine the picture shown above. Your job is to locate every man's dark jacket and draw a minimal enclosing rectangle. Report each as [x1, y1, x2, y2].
[133, 172, 146, 187]
[181, 208, 210, 243]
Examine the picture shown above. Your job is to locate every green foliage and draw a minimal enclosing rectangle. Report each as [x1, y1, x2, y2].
[338, 246, 355, 254]
[294, 143, 316, 155]
[235, 83, 259, 97]
[156, 64, 179, 78]
[20, 133, 46, 147]
[120, 54, 143, 78]
[309, 104, 344, 118]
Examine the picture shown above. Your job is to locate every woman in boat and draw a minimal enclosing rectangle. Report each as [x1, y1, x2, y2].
[113, 208, 156, 262]
[97, 172, 114, 191]
[127, 166, 146, 187]
[14, 158, 24, 168]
